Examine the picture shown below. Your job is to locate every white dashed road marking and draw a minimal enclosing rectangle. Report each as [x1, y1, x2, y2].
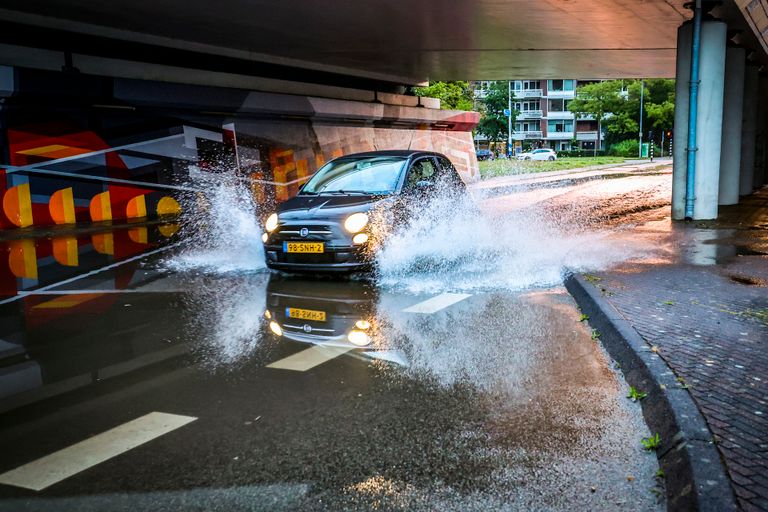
[267, 345, 354, 372]
[0, 412, 197, 491]
[402, 293, 472, 314]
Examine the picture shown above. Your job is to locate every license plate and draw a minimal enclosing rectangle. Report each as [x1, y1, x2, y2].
[284, 242, 324, 253]
[286, 307, 326, 322]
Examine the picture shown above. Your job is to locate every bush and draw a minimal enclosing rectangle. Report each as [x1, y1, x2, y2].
[609, 139, 640, 157]
[556, 149, 607, 158]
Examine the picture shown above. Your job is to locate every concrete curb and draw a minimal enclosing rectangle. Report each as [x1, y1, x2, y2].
[564, 273, 739, 512]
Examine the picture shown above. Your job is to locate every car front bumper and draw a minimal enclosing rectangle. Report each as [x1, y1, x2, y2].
[264, 244, 372, 273]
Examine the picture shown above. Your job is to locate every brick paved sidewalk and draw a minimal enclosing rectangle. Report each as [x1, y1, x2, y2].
[585, 190, 768, 511]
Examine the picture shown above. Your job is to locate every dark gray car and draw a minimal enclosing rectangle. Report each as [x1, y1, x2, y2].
[261, 150, 465, 273]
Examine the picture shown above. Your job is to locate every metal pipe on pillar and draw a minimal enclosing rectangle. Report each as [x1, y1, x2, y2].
[683, 0, 703, 220]
[672, 22, 692, 220]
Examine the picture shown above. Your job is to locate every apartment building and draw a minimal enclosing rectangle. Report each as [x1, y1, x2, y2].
[474, 80, 604, 152]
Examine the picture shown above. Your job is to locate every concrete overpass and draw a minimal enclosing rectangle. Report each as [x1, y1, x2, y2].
[0, 0, 766, 227]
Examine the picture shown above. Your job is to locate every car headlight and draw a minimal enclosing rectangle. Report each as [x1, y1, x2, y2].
[344, 212, 368, 233]
[261, 233, 268, 243]
[269, 321, 283, 336]
[265, 213, 278, 233]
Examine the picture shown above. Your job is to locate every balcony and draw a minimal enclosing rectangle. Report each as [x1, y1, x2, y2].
[576, 131, 599, 140]
[517, 89, 543, 98]
[545, 131, 575, 140]
[517, 110, 542, 119]
[512, 131, 543, 140]
[546, 89, 576, 99]
[546, 111, 575, 120]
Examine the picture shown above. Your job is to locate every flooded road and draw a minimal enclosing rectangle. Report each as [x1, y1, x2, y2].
[0, 168, 673, 511]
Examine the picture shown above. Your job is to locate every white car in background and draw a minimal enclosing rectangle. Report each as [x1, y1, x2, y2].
[517, 148, 557, 161]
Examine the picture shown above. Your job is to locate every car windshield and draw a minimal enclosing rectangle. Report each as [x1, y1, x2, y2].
[300, 156, 406, 195]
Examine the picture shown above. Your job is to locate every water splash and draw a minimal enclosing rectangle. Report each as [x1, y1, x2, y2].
[165, 173, 266, 274]
[374, 186, 647, 294]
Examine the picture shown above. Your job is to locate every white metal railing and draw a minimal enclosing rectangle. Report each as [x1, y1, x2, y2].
[517, 110, 542, 119]
[512, 131, 543, 140]
[545, 131, 575, 139]
[518, 89, 543, 98]
[546, 111, 575, 119]
[546, 90, 576, 98]
[576, 131, 599, 140]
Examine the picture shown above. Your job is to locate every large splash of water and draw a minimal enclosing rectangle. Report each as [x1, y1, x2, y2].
[374, 186, 647, 294]
[165, 173, 266, 274]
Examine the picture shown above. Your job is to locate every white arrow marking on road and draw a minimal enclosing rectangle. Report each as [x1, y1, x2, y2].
[267, 345, 354, 372]
[0, 412, 197, 491]
[402, 293, 472, 314]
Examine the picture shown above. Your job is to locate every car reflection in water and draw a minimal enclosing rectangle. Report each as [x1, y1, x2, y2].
[264, 274, 408, 366]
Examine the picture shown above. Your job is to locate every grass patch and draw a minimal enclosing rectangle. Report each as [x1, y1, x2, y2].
[478, 156, 627, 179]
[641, 433, 662, 451]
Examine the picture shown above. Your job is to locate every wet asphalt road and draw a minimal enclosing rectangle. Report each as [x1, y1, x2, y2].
[0, 168, 672, 511]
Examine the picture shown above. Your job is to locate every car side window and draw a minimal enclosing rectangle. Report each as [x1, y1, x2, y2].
[405, 158, 438, 188]
[437, 156, 464, 186]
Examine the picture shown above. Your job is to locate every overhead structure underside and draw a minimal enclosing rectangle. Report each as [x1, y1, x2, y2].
[0, 0, 702, 85]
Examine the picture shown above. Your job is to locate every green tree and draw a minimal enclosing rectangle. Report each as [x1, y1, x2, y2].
[412, 81, 474, 111]
[644, 79, 675, 132]
[569, 79, 675, 153]
[567, 80, 624, 155]
[476, 81, 517, 154]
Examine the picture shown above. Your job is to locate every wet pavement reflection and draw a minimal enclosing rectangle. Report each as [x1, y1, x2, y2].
[0, 252, 662, 511]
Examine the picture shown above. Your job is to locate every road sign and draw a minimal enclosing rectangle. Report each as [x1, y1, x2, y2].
[503, 109, 511, 116]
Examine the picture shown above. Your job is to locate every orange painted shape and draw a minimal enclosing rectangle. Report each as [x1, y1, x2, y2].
[49, 187, 76, 225]
[16, 144, 71, 156]
[126, 195, 147, 219]
[8, 239, 38, 279]
[89, 191, 112, 222]
[52, 237, 79, 267]
[3, 183, 34, 227]
[156, 196, 181, 217]
[92, 233, 114, 255]
[33, 293, 102, 309]
[128, 227, 148, 244]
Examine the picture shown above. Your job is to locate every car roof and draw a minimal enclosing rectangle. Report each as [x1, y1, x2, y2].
[332, 150, 446, 160]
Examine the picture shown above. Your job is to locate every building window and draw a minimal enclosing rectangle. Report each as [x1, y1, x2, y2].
[516, 100, 540, 111]
[547, 120, 574, 132]
[548, 79, 575, 91]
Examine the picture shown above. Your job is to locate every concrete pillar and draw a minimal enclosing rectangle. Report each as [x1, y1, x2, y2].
[691, 20, 726, 219]
[740, 65, 759, 195]
[718, 46, 745, 205]
[672, 22, 692, 220]
[755, 76, 768, 188]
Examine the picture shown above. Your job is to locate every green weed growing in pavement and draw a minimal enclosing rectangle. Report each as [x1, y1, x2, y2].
[584, 274, 602, 283]
[676, 377, 690, 389]
[655, 469, 665, 479]
[642, 433, 662, 451]
[627, 386, 648, 402]
[579, 314, 589, 322]
[663, 300, 674, 305]
[591, 329, 601, 340]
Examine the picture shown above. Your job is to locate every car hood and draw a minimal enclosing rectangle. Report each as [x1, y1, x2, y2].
[277, 194, 392, 220]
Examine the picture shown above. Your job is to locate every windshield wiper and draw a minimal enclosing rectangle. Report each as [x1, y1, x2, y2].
[322, 190, 370, 195]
